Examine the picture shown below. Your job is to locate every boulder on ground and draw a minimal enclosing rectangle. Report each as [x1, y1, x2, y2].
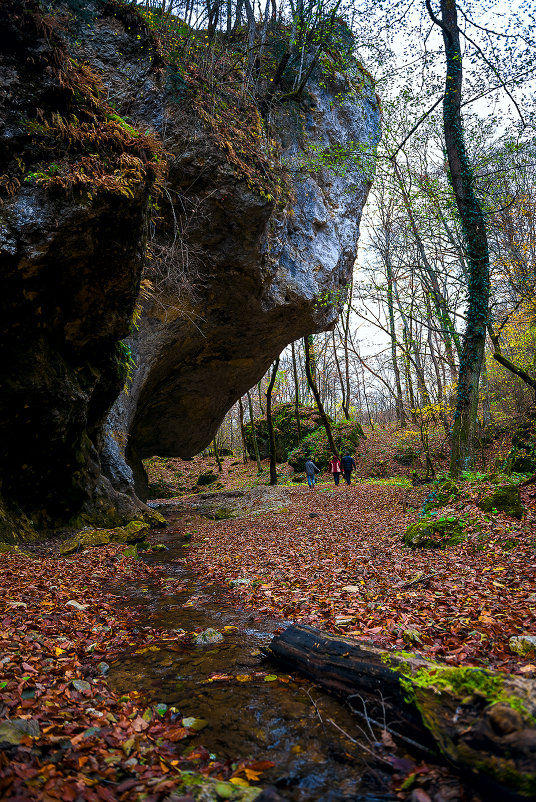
[478, 484, 524, 519]
[509, 635, 536, 657]
[288, 420, 365, 471]
[423, 479, 460, 511]
[60, 520, 150, 556]
[197, 472, 219, 487]
[403, 516, 466, 549]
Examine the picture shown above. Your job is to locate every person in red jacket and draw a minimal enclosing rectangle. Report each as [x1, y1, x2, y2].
[328, 455, 342, 486]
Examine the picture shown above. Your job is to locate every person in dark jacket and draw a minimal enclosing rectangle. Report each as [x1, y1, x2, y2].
[341, 454, 356, 485]
[304, 458, 321, 488]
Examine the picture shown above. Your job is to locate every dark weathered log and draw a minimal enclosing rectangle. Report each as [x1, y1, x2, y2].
[266, 625, 536, 799]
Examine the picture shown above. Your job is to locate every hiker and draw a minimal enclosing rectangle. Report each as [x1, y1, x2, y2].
[341, 453, 357, 485]
[327, 455, 342, 486]
[304, 458, 321, 488]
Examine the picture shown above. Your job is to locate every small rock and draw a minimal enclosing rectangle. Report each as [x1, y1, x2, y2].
[229, 578, 251, 587]
[97, 662, 110, 675]
[195, 628, 224, 645]
[155, 703, 168, 716]
[0, 719, 40, 744]
[71, 679, 91, 692]
[151, 543, 168, 551]
[81, 726, 101, 738]
[509, 635, 536, 656]
[66, 600, 89, 611]
[402, 629, 423, 645]
[181, 716, 208, 732]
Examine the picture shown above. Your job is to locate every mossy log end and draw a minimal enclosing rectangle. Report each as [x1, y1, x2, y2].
[266, 625, 536, 799]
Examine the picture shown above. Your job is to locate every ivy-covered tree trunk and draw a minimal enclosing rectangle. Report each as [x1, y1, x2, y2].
[426, 0, 490, 477]
[266, 357, 280, 485]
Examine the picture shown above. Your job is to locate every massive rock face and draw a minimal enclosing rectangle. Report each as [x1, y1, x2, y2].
[107, 34, 380, 496]
[0, 0, 380, 533]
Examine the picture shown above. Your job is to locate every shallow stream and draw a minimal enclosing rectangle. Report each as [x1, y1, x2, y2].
[107, 512, 398, 801]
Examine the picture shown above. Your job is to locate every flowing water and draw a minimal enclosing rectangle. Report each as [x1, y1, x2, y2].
[107, 512, 398, 801]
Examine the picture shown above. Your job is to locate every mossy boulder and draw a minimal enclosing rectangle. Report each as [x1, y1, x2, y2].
[287, 420, 365, 471]
[147, 479, 177, 499]
[197, 472, 218, 487]
[478, 484, 524, 519]
[60, 520, 150, 555]
[244, 403, 325, 462]
[509, 635, 536, 657]
[506, 423, 536, 473]
[403, 517, 466, 549]
[423, 479, 460, 512]
[0, 494, 38, 544]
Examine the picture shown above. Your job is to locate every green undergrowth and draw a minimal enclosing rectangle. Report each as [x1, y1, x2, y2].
[387, 658, 534, 722]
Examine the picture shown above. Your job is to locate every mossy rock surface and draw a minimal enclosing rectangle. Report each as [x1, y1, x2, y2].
[478, 484, 524, 519]
[403, 517, 466, 549]
[0, 495, 39, 544]
[244, 403, 325, 462]
[423, 479, 460, 511]
[505, 423, 536, 474]
[288, 420, 365, 471]
[197, 472, 218, 486]
[60, 520, 150, 555]
[147, 479, 177, 499]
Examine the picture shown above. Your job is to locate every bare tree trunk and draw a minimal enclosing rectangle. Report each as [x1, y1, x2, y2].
[213, 437, 222, 472]
[426, 0, 490, 477]
[385, 246, 406, 426]
[266, 357, 280, 485]
[238, 396, 248, 464]
[304, 336, 338, 456]
[247, 390, 263, 474]
[291, 340, 302, 442]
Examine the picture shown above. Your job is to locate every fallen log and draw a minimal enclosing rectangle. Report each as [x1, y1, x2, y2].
[265, 625, 536, 799]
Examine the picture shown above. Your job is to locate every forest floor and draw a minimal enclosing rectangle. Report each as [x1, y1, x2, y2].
[178, 468, 536, 676]
[1, 425, 535, 802]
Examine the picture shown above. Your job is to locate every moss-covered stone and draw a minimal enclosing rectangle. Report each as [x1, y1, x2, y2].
[244, 403, 326, 462]
[287, 419, 365, 471]
[478, 484, 524, 519]
[0, 494, 38, 543]
[197, 472, 218, 487]
[147, 479, 177, 499]
[422, 479, 460, 512]
[402, 517, 466, 549]
[509, 635, 536, 657]
[390, 659, 536, 797]
[505, 423, 536, 474]
[60, 520, 150, 555]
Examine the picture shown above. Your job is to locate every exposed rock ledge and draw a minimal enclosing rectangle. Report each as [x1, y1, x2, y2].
[0, 0, 380, 536]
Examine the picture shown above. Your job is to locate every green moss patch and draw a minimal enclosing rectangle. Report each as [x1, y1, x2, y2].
[402, 517, 466, 549]
[60, 520, 150, 555]
[478, 484, 524, 519]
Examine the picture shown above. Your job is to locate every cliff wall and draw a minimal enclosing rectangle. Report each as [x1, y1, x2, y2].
[0, 0, 380, 534]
